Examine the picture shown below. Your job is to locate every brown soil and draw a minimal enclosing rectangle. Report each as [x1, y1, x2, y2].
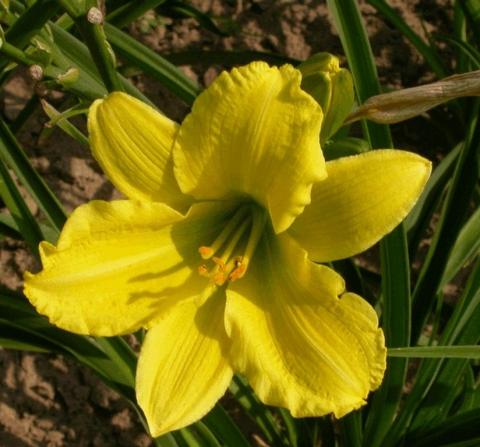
[0, 1, 454, 445]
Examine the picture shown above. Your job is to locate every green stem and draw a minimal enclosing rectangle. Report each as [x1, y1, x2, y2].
[459, 0, 480, 47]
[230, 375, 287, 446]
[0, 158, 43, 256]
[0, 118, 66, 232]
[453, 0, 468, 73]
[55, 0, 123, 92]
[80, 22, 123, 92]
[327, 1, 411, 446]
[0, 0, 60, 71]
[0, 42, 63, 82]
[0, 41, 36, 65]
[53, 0, 81, 18]
[339, 411, 363, 447]
[0, 36, 102, 100]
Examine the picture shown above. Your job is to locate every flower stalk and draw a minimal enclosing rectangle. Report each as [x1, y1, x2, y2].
[55, 0, 123, 92]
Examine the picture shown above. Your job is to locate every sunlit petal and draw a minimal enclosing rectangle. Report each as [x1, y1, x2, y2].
[24, 201, 234, 336]
[289, 150, 431, 262]
[88, 92, 190, 210]
[137, 290, 232, 437]
[174, 62, 326, 233]
[225, 233, 386, 417]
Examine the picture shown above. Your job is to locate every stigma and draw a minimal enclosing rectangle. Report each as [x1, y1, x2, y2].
[198, 204, 266, 286]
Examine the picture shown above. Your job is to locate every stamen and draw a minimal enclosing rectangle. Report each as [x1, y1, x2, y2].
[218, 217, 252, 264]
[198, 265, 209, 277]
[197, 205, 266, 285]
[198, 246, 214, 258]
[212, 257, 227, 276]
[213, 271, 227, 286]
[229, 207, 266, 281]
[198, 205, 251, 259]
[228, 257, 247, 281]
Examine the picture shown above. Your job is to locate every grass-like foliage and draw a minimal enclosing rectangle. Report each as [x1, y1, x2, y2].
[0, 0, 479, 445]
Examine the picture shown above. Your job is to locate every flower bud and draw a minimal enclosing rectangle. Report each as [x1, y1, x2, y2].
[56, 67, 80, 86]
[28, 64, 44, 81]
[87, 7, 103, 25]
[346, 70, 480, 125]
[30, 37, 53, 66]
[298, 52, 354, 143]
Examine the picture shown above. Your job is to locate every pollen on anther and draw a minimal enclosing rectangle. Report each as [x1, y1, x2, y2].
[213, 271, 227, 286]
[198, 265, 209, 277]
[229, 262, 247, 282]
[198, 246, 214, 259]
[212, 257, 226, 270]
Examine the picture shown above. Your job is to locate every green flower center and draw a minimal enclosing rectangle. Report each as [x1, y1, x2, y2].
[198, 204, 266, 286]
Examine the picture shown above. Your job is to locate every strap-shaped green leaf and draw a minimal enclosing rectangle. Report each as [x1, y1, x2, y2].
[412, 102, 480, 342]
[0, 118, 66, 234]
[104, 22, 201, 104]
[327, 2, 409, 446]
[366, 0, 446, 77]
[441, 207, 480, 287]
[384, 259, 480, 444]
[406, 144, 461, 253]
[202, 405, 251, 447]
[0, 157, 43, 255]
[388, 346, 480, 358]
[229, 375, 288, 446]
[406, 408, 480, 446]
[0, 0, 59, 71]
[107, 0, 167, 28]
[0, 289, 135, 392]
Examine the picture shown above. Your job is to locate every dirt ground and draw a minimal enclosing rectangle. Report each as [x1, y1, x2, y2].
[1, 0, 453, 445]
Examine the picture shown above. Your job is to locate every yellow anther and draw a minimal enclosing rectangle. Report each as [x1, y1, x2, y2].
[196, 204, 266, 286]
[198, 246, 214, 259]
[223, 256, 241, 280]
[198, 265, 209, 277]
[229, 260, 247, 281]
[213, 271, 227, 286]
[212, 257, 226, 270]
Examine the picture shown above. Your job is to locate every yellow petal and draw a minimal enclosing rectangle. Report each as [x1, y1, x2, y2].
[225, 233, 386, 418]
[289, 150, 431, 262]
[88, 92, 190, 210]
[174, 62, 326, 233]
[24, 201, 234, 336]
[137, 289, 232, 437]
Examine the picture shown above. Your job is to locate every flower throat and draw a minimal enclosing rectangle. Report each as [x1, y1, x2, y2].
[198, 204, 266, 286]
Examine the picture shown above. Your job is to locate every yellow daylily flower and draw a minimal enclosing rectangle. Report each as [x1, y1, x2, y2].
[24, 62, 432, 437]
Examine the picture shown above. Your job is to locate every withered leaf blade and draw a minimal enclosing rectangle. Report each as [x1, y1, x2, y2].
[346, 70, 480, 124]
